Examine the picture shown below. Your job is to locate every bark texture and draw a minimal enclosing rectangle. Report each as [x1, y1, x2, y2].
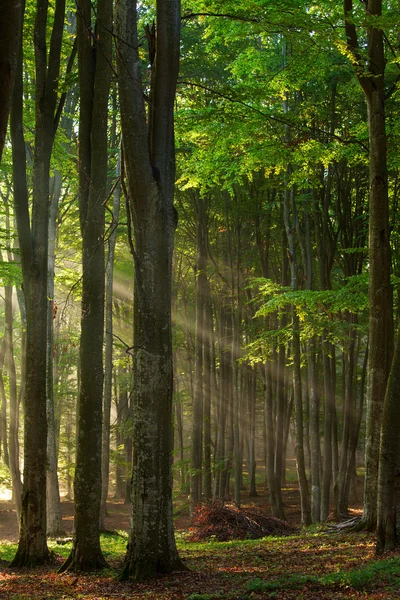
[59, 0, 112, 572]
[0, 0, 22, 162]
[116, 0, 184, 579]
[344, 0, 392, 531]
[10, 0, 65, 566]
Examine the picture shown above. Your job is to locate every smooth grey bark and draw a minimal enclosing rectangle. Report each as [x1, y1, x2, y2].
[60, 0, 112, 573]
[0, 337, 10, 468]
[283, 172, 311, 525]
[4, 285, 22, 524]
[116, 0, 184, 579]
[10, 0, 65, 567]
[191, 198, 208, 507]
[213, 303, 230, 500]
[247, 366, 257, 499]
[203, 278, 213, 499]
[336, 318, 356, 517]
[309, 339, 321, 522]
[46, 171, 64, 537]
[321, 337, 335, 522]
[100, 157, 121, 528]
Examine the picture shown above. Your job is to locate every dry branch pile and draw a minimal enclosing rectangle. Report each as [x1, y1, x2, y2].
[188, 501, 296, 541]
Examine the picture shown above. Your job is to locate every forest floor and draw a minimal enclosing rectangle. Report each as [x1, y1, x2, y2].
[0, 479, 399, 599]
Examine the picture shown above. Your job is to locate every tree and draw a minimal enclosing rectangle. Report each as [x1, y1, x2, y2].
[0, 0, 22, 162]
[10, 0, 66, 567]
[344, 0, 393, 531]
[60, 0, 112, 571]
[116, 0, 185, 579]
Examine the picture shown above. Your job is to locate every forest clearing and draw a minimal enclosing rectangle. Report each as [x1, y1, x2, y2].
[1, 481, 398, 600]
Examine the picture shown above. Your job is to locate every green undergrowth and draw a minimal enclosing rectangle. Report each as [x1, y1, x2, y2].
[0, 530, 399, 599]
[245, 554, 400, 594]
[0, 530, 128, 565]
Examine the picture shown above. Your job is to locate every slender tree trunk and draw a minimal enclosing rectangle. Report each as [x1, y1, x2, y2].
[60, 0, 112, 572]
[46, 171, 64, 536]
[321, 336, 333, 522]
[4, 286, 22, 523]
[0, 0, 22, 162]
[11, 0, 65, 566]
[309, 338, 321, 522]
[100, 158, 121, 528]
[191, 198, 208, 507]
[203, 279, 213, 499]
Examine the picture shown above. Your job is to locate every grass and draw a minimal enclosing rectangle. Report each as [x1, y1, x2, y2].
[0, 528, 397, 599]
[0, 531, 128, 565]
[245, 554, 400, 594]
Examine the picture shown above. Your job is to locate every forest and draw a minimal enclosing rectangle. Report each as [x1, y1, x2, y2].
[0, 0, 400, 598]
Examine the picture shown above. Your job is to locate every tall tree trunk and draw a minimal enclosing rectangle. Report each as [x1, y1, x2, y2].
[321, 336, 334, 522]
[100, 157, 121, 528]
[203, 279, 213, 499]
[10, 0, 65, 566]
[0, 0, 22, 162]
[309, 339, 321, 522]
[376, 320, 400, 552]
[344, 0, 393, 532]
[4, 285, 22, 523]
[116, 0, 184, 579]
[191, 198, 208, 507]
[46, 171, 64, 536]
[60, 0, 112, 572]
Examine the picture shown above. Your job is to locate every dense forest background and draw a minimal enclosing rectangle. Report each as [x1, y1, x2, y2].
[0, 0, 400, 579]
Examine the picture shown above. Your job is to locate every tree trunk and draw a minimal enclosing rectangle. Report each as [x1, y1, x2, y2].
[321, 336, 334, 522]
[344, 0, 393, 532]
[10, 0, 65, 566]
[0, 0, 22, 162]
[100, 157, 121, 528]
[4, 285, 22, 523]
[309, 338, 321, 522]
[46, 171, 64, 537]
[376, 320, 400, 552]
[203, 279, 213, 499]
[191, 198, 208, 507]
[116, 0, 184, 579]
[60, 0, 112, 572]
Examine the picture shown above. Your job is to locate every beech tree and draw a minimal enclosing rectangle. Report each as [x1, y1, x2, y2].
[10, 0, 66, 567]
[116, 0, 184, 580]
[60, 0, 112, 572]
[0, 0, 22, 162]
[344, 0, 393, 531]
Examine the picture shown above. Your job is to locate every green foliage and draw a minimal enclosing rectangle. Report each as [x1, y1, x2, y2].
[245, 555, 400, 594]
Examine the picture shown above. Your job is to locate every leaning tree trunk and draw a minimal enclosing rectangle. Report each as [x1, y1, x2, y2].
[116, 0, 184, 579]
[60, 0, 112, 573]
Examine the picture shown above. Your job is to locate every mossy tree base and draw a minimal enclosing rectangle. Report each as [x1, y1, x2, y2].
[58, 546, 109, 573]
[119, 555, 187, 582]
[10, 545, 53, 568]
